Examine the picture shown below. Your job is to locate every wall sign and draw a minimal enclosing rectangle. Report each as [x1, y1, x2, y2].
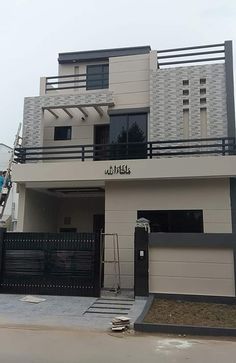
[105, 165, 131, 175]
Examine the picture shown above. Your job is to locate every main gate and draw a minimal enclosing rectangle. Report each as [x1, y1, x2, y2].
[0, 230, 101, 297]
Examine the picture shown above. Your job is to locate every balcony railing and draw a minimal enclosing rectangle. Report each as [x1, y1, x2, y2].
[14, 137, 235, 164]
[45, 71, 108, 93]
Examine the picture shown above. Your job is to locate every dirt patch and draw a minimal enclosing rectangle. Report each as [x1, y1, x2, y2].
[144, 298, 236, 328]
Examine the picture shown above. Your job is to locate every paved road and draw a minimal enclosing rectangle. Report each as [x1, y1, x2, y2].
[0, 326, 236, 363]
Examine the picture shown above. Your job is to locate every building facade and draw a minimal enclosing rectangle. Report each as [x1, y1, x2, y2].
[13, 41, 236, 293]
[0, 143, 18, 230]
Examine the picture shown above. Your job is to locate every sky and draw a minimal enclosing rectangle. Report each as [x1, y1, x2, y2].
[0, 0, 235, 146]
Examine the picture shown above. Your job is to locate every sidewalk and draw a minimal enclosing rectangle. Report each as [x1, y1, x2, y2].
[0, 292, 147, 331]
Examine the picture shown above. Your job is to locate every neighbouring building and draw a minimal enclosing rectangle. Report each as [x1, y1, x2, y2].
[12, 41, 236, 295]
[0, 143, 18, 231]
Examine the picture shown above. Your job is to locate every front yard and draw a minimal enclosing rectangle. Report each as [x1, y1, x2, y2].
[144, 298, 236, 328]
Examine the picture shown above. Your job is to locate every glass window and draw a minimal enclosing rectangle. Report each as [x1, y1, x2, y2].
[109, 113, 147, 159]
[54, 126, 72, 141]
[137, 210, 203, 233]
[86, 64, 109, 90]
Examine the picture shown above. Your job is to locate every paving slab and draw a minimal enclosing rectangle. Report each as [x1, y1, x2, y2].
[0, 293, 147, 331]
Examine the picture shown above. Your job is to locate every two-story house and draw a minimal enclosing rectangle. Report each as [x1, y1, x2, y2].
[13, 41, 236, 293]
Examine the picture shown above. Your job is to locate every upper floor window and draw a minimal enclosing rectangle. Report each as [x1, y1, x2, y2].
[54, 126, 72, 140]
[86, 64, 109, 90]
[109, 113, 147, 159]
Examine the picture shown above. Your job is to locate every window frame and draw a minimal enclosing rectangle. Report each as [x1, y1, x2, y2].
[86, 64, 109, 90]
[54, 126, 72, 141]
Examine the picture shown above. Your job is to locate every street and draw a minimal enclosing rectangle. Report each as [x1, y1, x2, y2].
[0, 326, 236, 363]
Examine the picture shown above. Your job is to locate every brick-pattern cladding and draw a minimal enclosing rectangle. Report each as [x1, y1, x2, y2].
[150, 64, 227, 141]
[23, 92, 114, 147]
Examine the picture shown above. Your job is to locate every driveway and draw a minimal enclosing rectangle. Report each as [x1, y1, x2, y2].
[0, 293, 146, 331]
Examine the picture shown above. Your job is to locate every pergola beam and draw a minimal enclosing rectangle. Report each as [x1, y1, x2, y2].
[44, 108, 59, 118]
[77, 106, 88, 118]
[94, 105, 103, 117]
[62, 108, 73, 118]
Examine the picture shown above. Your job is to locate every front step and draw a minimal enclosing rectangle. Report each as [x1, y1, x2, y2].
[84, 297, 134, 316]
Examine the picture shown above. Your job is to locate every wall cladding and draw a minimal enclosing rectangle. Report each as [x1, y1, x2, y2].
[150, 63, 227, 141]
[22, 92, 114, 147]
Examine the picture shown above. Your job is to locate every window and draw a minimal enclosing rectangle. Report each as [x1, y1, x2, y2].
[54, 126, 72, 140]
[200, 98, 206, 105]
[183, 80, 189, 86]
[109, 113, 147, 159]
[183, 89, 189, 96]
[200, 78, 206, 85]
[183, 99, 189, 106]
[86, 64, 109, 90]
[137, 210, 203, 233]
[200, 88, 206, 95]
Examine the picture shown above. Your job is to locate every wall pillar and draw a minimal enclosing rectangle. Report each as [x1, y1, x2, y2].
[134, 227, 149, 296]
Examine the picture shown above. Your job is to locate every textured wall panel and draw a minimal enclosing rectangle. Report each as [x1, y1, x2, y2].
[150, 64, 227, 141]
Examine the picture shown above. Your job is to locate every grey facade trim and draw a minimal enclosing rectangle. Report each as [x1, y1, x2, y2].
[151, 293, 236, 304]
[58, 46, 151, 64]
[108, 107, 150, 115]
[134, 294, 154, 324]
[225, 41, 236, 138]
[149, 232, 236, 248]
[230, 178, 236, 233]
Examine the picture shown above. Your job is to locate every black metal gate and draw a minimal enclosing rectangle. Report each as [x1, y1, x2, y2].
[0, 229, 101, 297]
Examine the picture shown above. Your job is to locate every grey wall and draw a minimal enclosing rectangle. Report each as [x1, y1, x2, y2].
[150, 63, 227, 140]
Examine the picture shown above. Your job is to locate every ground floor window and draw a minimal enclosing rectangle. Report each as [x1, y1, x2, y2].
[137, 210, 203, 233]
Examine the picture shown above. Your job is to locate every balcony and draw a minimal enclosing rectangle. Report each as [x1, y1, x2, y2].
[15, 137, 235, 164]
[40, 66, 109, 95]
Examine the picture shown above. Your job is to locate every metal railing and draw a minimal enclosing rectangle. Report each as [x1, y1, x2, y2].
[157, 42, 226, 68]
[45, 72, 108, 92]
[14, 137, 236, 163]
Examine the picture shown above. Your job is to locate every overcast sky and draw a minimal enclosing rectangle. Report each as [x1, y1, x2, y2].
[0, 0, 235, 146]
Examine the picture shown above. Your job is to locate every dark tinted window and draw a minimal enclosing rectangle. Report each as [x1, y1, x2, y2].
[109, 113, 147, 159]
[137, 210, 203, 233]
[54, 126, 72, 140]
[86, 64, 109, 90]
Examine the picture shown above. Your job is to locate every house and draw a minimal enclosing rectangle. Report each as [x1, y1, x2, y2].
[0, 143, 18, 231]
[12, 41, 236, 294]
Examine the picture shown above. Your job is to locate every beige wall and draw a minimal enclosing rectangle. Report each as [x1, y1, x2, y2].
[17, 186, 59, 232]
[109, 54, 150, 109]
[17, 187, 104, 233]
[12, 155, 236, 184]
[43, 107, 109, 148]
[149, 246, 235, 296]
[104, 178, 232, 289]
[57, 196, 104, 232]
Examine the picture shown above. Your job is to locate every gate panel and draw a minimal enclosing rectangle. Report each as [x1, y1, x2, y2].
[0, 232, 101, 297]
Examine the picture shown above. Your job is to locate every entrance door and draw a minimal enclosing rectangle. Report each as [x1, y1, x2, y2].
[94, 125, 109, 160]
